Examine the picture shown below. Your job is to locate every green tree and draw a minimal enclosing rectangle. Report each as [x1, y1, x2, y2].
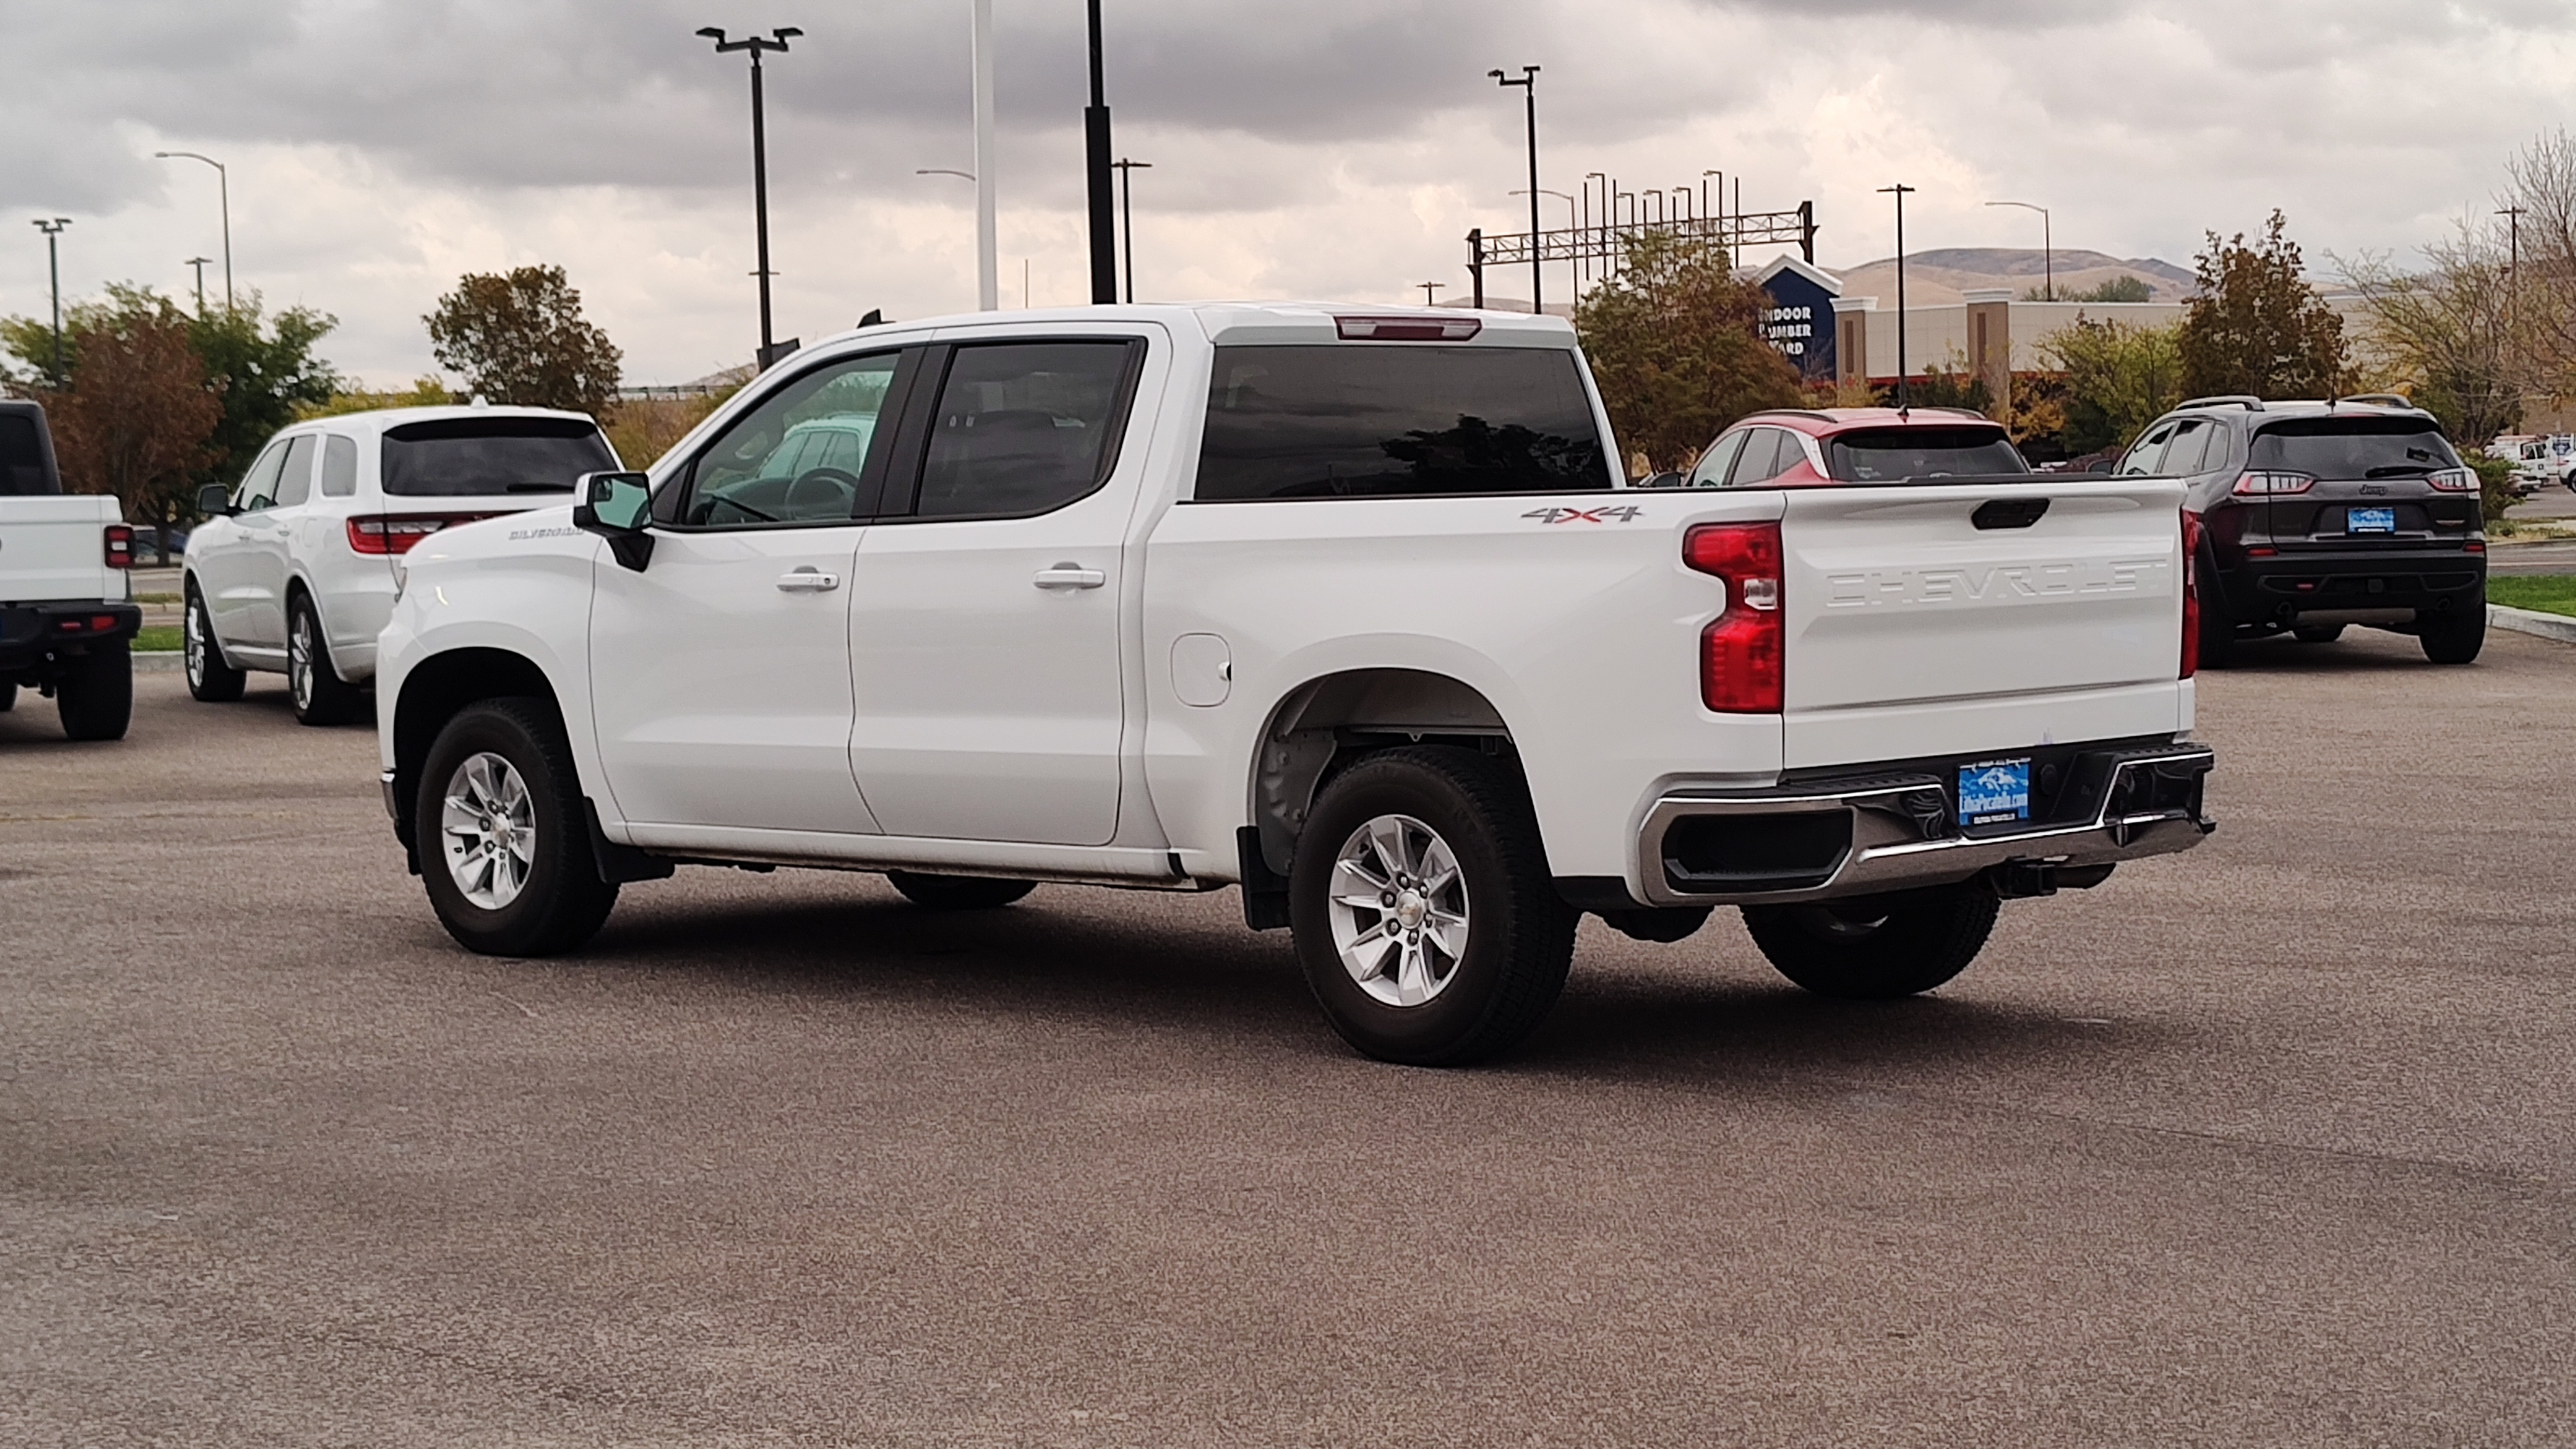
[189, 296, 341, 497]
[2340, 223, 2522, 449]
[425, 265, 622, 415]
[2039, 316, 2187, 456]
[1573, 231, 1807, 473]
[6, 289, 223, 560]
[2179, 211, 2350, 399]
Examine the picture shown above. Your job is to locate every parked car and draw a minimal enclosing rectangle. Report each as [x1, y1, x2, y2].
[1675, 405, 2030, 490]
[182, 405, 618, 724]
[0, 399, 139, 739]
[2129, 397, 2484, 665]
[377, 304, 2214, 1066]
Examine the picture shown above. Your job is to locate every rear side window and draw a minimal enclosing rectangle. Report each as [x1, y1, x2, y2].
[320, 434, 358, 496]
[0, 410, 56, 495]
[2250, 419, 2460, 477]
[1825, 426, 2029, 482]
[381, 417, 616, 497]
[913, 341, 1142, 519]
[1196, 345, 1609, 501]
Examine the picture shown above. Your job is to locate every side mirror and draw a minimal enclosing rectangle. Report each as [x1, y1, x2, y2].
[573, 470, 655, 570]
[197, 482, 233, 516]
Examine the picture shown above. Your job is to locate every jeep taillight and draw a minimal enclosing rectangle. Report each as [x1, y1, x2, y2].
[2180, 509, 2202, 679]
[1685, 521, 1784, 713]
[2231, 470, 2314, 497]
[2426, 467, 2477, 492]
[103, 524, 134, 569]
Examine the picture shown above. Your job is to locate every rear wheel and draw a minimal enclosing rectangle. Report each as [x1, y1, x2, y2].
[1290, 746, 1575, 1067]
[55, 641, 132, 741]
[417, 697, 618, 957]
[1741, 887, 1999, 999]
[0, 680, 15, 712]
[287, 594, 367, 725]
[184, 584, 245, 702]
[2420, 593, 2486, 665]
[2292, 623, 2345, 643]
[884, 872, 1036, 910]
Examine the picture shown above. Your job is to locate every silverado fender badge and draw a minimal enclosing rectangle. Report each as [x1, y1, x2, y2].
[1523, 505, 1644, 525]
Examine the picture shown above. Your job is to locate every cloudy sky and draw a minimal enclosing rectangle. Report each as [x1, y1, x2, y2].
[6, 0, 2574, 386]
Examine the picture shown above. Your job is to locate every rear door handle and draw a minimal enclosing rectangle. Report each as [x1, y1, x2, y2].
[1033, 564, 1107, 591]
[776, 568, 841, 592]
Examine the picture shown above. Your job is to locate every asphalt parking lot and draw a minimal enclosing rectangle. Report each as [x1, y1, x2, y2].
[6, 631, 2573, 1448]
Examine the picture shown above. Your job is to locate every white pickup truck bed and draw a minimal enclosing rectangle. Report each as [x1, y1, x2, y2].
[2, 401, 140, 740]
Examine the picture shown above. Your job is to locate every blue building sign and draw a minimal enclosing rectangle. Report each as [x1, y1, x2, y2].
[1755, 256, 1841, 385]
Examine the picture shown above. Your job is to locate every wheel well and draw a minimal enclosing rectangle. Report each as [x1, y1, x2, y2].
[390, 648, 565, 860]
[1249, 668, 1515, 876]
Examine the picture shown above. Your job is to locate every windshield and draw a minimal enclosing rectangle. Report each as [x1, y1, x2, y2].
[2250, 419, 2460, 478]
[380, 418, 618, 497]
[0, 409, 54, 495]
[1824, 426, 2029, 482]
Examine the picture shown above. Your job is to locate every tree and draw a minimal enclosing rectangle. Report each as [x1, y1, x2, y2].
[189, 296, 341, 499]
[2178, 211, 2350, 399]
[2499, 128, 2576, 409]
[28, 289, 221, 560]
[2039, 316, 2186, 457]
[1573, 231, 1807, 473]
[425, 265, 622, 416]
[2339, 222, 2523, 448]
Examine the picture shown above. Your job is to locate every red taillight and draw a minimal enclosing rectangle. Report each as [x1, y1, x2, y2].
[2180, 510, 2202, 679]
[1685, 522, 1784, 713]
[348, 514, 475, 555]
[2232, 470, 2314, 497]
[2426, 467, 2477, 492]
[104, 525, 133, 569]
[2465, 541, 2485, 554]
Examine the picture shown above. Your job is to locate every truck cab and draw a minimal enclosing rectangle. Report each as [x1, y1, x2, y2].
[0, 399, 140, 740]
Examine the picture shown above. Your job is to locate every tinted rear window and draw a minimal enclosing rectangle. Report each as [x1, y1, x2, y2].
[2250, 419, 2460, 477]
[1825, 426, 2029, 482]
[1195, 345, 1609, 501]
[0, 409, 55, 495]
[380, 417, 617, 497]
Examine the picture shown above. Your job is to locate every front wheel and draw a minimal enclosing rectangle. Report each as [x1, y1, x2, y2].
[1741, 887, 1999, 999]
[56, 641, 132, 741]
[184, 585, 246, 702]
[417, 697, 618, 957]
[885, 872, 1036, 910]
[288, 594, 367, 725]
[2420, 594, 2486, 665]
[1289, 746, 1575, 1067]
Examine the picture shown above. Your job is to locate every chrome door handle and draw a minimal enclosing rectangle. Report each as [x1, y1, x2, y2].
[1033, 564, 1107, 591]
[775, 569, 841, 592]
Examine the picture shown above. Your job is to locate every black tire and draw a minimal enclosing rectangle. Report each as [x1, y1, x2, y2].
[416, 697, 618, 957]
[183, 584, 245, 702]
[56, 641, 132, 741]
[1741, 886, 1999, 1000]
[884, 872, 1037, 909]
[1289, 746, 1576, 1067]
[2292, 623, 2345, 644]
[287, 592, 367, 725]
[0, 680, 15, 712]
[2420, 594, 2485, 665]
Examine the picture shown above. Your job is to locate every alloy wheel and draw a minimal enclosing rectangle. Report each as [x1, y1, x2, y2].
[289, 609, 314, 711]
[184, 599, 208, 687]
[440, 751, 537, 910]
[1326, 813, 1470, 1008]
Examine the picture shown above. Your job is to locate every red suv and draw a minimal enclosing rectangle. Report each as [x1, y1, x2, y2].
[1672, 407, 2029, 489]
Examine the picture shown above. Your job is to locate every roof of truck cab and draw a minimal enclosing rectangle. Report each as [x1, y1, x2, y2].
[804, 302, 1580, 357]
[1736, 407, 2004, 436]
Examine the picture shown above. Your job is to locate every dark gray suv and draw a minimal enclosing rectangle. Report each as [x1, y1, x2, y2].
[2119, 396, 2485, 665]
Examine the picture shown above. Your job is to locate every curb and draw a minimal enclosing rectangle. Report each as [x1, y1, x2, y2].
[134, 652, 185, 674]
[2490, 604, 2576, 645]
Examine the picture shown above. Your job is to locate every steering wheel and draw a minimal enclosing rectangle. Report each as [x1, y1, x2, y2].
[784, 467, 863, 519]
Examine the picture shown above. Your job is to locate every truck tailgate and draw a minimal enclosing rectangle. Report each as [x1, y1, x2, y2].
[1779, 477, 2188, 768]
[0, 495, 123, 604]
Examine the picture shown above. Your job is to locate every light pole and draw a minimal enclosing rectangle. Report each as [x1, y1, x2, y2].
[1084, 0, 1116, 304]
[697, 25, 802, 367]
[185, 255, 213, 317]
[1489, 65, 1541, 314]
[31, 219, 69, 387]
[914, 167, 991, 310]
[1112, 158, 1151, 303]
[1511, 187, 1575, 301]
[1985, 199, 2051, 300]
[153, 151, 230, 311]
[972, 0, 997, 311]
[1879, 183, 1915, 409]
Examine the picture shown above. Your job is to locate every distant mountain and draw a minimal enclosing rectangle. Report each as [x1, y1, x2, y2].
[1826, 248, 2194, 306]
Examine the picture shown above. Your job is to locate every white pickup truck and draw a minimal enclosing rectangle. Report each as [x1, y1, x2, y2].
[376, 304, 2215, 1065]
[1, 399, 139, 740]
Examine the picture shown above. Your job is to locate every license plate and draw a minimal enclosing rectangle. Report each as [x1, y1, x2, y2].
[1959, 758, 2031, 826]
[2348, 506, 2396, 535]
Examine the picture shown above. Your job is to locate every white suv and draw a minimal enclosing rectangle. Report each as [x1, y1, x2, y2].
[184, 405, 618, 723]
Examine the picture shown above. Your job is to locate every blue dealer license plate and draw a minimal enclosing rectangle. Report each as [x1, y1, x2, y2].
[1960, 758, 2031, 826]
[2348, 506, 2397, 535]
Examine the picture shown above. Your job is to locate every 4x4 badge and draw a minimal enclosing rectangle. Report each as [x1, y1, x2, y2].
[1524, 505, 1643, 525]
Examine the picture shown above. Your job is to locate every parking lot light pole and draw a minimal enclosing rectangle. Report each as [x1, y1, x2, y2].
[1985, 199, 2051, 300]
[1085, 0, 1116, 304]
[185, 256, 213, 317]
[698, 26, 802, 367]
[1490, 66, 1540, 314]
[1112, 158, 1151, 303]
[1879, 183, 1915, 409]
[32, 218, 69, 387]
[153, 152, 230, 311]
[972, 0, 997, 311]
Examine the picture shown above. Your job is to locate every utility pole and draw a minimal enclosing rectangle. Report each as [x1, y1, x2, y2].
[972, 0, 997, 311]
[1419, 282, 1445, 306]
[1084, 0, 1116, 304]
[698, 25, 802, 367]
[1985, 200, 2051, 300]
[154, 152, 231, 311]
[1112, 158, 1151, 303]
[2498, 204, 2527, 408]
[1490, 65, 1541, 314]
[32, 219, 69, 387]
[185, 255, 212, 316]
[1879, 183, 1916, 409]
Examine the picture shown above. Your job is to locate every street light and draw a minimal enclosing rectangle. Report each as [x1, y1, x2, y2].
[972, 0, 997, 311]
[1489, 65, 1541, 314]
[31, 219, 69, 387]
[1084, 0, 1116, 304]
[1985, 199, 2051, 301]
[1511, 187, 1575, 301]
[1879, 183, 1916, 409]
[153, 151, 230, 311]
[1112, 158, 1152, 303]
[184, 255, 213, 317]
[697, 25, 803, 367]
